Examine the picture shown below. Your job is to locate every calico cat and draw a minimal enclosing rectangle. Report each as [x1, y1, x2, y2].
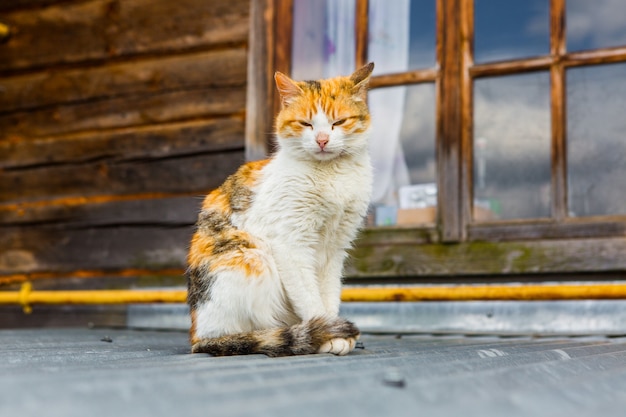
[186, 62, 375, 357]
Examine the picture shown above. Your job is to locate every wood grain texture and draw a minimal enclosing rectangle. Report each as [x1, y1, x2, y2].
[0, 48, 247, 113]
[0, 224, 193, 275]
[460, 0, 474, 231]
[550, 0, 567, 221]
[468, 219, 626, 241]
[436, 0, 463, 242]
[0, 194, 201, 226]
[0, 0, 250, 289]
[354, 0, 368, 68]
[0, 0, 249, 73]
[0, 87, 245, 140]
[0, 117, 244, 169]
[369, 69, 438, 88]
[245, 0, 275, 161]
[0, 149, 244, 203]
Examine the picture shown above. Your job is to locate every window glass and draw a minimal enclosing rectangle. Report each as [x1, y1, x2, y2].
[473, 72, 551, 221]
[567, 0, 626, 52]
[291, 0, 355, 80]
[474, 0, 549, 63]
[368, 84, 437, 226]
[368, 0, 436, 75]
[567, 63, 626, 217]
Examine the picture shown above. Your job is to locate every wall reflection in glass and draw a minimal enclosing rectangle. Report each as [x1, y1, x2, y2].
[473, 72, 551, 221]
[567, 63, 626, 217]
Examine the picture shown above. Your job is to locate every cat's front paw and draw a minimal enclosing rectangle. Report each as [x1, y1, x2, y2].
[317, 337, 357, 356]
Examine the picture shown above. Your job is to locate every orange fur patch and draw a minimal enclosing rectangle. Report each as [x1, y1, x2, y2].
[208, 248, 266, 277]
[188, 159, 271, 280]
[238, 159, 270, 187]
[201, 189, 231, 214]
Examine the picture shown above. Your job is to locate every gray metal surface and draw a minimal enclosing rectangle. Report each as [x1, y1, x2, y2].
[128, 300, 626, 335]
[2, 328, 626, 417]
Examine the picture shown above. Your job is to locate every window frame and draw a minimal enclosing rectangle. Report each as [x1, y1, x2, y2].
[246, 0, 626, 280]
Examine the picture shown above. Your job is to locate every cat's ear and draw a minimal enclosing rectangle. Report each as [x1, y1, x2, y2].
[350, 62, 375, 101]
[275, 71, 303, 106]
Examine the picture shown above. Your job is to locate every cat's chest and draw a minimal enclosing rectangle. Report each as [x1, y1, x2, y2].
[249, 158, 371, 228]
[298, 163, 370, 210]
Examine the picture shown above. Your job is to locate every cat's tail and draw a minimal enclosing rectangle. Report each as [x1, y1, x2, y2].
[191, 316, 360, 357]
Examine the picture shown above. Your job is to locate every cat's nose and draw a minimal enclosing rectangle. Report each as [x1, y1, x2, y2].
[316, 132, 329, 150]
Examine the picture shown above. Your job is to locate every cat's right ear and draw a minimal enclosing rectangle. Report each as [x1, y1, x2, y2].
[275, 72, 302, 107]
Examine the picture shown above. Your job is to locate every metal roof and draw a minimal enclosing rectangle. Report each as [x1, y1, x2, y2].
[2, 327, 626, 417]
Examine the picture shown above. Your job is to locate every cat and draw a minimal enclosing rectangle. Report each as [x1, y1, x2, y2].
[186, 62, 375, 357]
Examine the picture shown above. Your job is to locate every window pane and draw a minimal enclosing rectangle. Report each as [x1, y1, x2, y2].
[567, 0, 626, 52]
[368, 84, 436, 226]
[473, 73, 551, 221]
[567, 63, 626, 217]
[474, 0, 549, 63]
[291, 0, 355, 80]
[368, 0, 436, 75]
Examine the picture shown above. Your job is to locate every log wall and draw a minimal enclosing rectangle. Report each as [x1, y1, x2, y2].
[0, 0, 250, 299]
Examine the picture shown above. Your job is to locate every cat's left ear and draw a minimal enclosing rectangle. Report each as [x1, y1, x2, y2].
[275, 71, 303, 107]
[350, 62, 375, 101]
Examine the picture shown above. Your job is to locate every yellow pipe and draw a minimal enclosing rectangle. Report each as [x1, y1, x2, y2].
[340, 283, 626, 302]
[3, 282, 626, 313]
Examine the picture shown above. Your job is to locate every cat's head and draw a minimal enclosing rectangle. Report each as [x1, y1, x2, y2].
[274, 63, 374, 162]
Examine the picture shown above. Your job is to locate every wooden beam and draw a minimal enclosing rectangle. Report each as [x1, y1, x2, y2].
[245, 0, 276, 161]
[550, 0, 568, 221]
[347, 236, 626, 278]
[436, 0, 463, 241]
[355, 0, 369, 68]
[460, 0, 474, 229]
[369, 69, 438, 89]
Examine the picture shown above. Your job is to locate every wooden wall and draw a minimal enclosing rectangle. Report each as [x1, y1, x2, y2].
[0, 0, 250, 306]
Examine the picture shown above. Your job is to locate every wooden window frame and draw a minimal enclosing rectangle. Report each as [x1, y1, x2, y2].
[246, 0, 626, 280]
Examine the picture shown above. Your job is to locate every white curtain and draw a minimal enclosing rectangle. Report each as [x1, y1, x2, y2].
[367, 0, 411, 206]
[291, 0, 355, 80]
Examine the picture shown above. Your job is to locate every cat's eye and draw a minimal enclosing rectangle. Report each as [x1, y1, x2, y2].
[332, 119, 347, 128]
[299, 121, 313, 128]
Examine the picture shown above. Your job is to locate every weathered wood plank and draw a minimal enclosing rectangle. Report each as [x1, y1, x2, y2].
[436, 0, 463, 241]
[469, 220, 626, 241]
[0, 87, 245, 140]
[245, 0, 275, 161]
[2, 226, 623, 278]
[346, 237, 626, 278]
[0, 1, 73, 13]
[0, 224, 193, 275]
[0, 149, 245, 203]
[0, 48, 247, 113]
[0, 194, 201, 226]
[0, 0, 249, 73]
[0, 117, 244, 169]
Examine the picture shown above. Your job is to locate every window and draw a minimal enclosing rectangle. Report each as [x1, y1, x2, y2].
[247, 0, 626, 278]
